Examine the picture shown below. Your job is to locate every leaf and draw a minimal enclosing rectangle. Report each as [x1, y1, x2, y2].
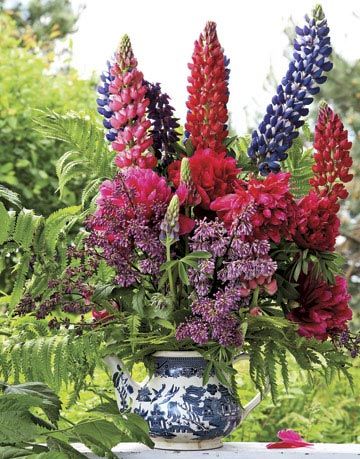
[27, 452, 67, 459]
[157, 319, 175, 331]
[184, 251, 211, 260]
[88, 400, 119, 415]
[9, 252, 31, 310]
[0, 202, 11, 245]
[13, 209, 42, 250]
[42, 206, 81, 255]
[0, 185, 22, 209]
[0, 446, 34, 458]
[5, 382, 61, 423]
[0, 395, 47, 443]
[46, 437, 87, 459]
[35, 110, 115, 202]
[178, 262, 189, 286]
[283, 130, 314, 198]
[71, 419, 128, 458]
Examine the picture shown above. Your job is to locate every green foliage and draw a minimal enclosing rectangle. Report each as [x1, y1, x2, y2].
[0, 14, 95, 215]
[35, 110, 115, 206]
[0, 199, 83, 303]
[229, 361, 360, 443]
[282, 126, 314, 198]
[0, 319, 101, 394]
[0, 381, 153, 458]
[0, 0, 80, 44]
[244, 315, 353, 403]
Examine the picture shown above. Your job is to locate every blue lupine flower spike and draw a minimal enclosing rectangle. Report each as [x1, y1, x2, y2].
[248, 4, 332, 175]
[97, 59, 117, 141]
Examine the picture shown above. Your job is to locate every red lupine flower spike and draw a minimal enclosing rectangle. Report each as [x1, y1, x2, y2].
[185, 21, 229, 155]
[310, 103, 353, 201]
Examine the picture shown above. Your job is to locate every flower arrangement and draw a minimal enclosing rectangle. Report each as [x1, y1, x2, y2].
[10, 5, 359, 402]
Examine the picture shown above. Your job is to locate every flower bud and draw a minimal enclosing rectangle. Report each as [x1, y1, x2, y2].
[160, 195, 180, 243]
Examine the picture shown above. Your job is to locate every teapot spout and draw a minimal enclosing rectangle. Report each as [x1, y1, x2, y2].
[103, 355, 139, 412]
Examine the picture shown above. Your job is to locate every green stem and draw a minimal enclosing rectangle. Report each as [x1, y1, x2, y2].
[251, 287, 260, 308]
[166, 240, 175, 299]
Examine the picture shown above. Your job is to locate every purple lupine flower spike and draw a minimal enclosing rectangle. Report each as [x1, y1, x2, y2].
[145, 81, 180, 166]
[248, 5, 332, 175]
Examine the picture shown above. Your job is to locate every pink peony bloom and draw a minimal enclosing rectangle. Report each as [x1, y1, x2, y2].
[267, 429, 313, 449]
[211, 172, 297, 243]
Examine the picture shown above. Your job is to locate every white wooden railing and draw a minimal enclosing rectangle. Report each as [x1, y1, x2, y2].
[74, 442, 360, 458]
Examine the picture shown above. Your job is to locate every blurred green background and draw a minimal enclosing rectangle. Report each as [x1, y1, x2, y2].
[0, 0, 358, 444]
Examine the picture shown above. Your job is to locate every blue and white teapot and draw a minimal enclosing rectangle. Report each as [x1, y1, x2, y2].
[104, 351, 263, 450]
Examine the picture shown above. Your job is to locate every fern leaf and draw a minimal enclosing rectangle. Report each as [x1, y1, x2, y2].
[9, 252, 31, 310]
[283, 138, 314, 198]
[41, 206, 81, 255]
[277, 347, 290, 392]
[0, 184, 22, 209]
[13, 209, 42, 250]
[264, 342, 278, 403]
[0, 202, 11, 244]
[53, 336, 69, 391]
[127, 315, 141, 352]
[35, 110, 115, 200]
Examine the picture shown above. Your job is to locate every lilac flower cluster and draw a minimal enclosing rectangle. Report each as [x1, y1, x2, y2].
[176, 213, 277, 346]
[247, 5, 332, 175]
[16, 247, 98, 323]
[86, 170, 168, 287]
[336, 329, 360, 359]
[145, 81, 180, 166]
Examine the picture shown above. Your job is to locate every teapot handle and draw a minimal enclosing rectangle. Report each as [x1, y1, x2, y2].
[233, 352, 269, 420]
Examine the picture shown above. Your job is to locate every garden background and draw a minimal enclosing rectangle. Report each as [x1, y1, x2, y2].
[0, 0, 359, 444]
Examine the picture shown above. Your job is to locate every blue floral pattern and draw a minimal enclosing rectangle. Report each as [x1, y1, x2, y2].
[111, 354, 242, 445]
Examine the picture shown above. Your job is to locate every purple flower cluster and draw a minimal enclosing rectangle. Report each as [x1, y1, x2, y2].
[176, 290, 247, 346]
[176, 214, 277, 347]
[336, 329, 360, 359]
[16, 247, 98, 323]
[248, 5, 332, 175]
[86, 170, 168, 287]
[145, 81, 180, 166]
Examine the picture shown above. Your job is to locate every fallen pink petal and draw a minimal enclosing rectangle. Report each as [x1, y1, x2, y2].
[266, 430, 313, 449]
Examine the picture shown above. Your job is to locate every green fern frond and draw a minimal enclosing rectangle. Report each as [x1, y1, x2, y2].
[13, 209, 43, 251]
[264, 342, 278, 403]
[0, 184, 22, 209]
[35, 110, 116, 202]
[40, 205, 81, 255]
[9, 252, 31, 311]
[283, 136, 314, 198]
[0, 202, 12, 245]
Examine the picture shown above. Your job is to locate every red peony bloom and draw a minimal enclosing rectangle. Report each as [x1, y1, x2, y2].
[168, 148, 240, 210]
[185, 21, 229, 154]
[295, 191, 340, 252]
[287, 271, 352, 341]
[247, 172, 298, 243]
[310, 104, 353, 201]
[210, 186, 252, 227]
[211, 172, 297, 243]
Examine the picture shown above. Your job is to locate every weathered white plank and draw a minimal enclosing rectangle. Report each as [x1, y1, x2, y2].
[74, 442, 360, 458]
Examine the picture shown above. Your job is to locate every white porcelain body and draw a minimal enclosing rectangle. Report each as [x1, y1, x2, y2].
[105, 351, 262, 451]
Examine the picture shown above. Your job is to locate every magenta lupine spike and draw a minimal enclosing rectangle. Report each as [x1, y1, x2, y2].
[107, 35, 157, 169]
